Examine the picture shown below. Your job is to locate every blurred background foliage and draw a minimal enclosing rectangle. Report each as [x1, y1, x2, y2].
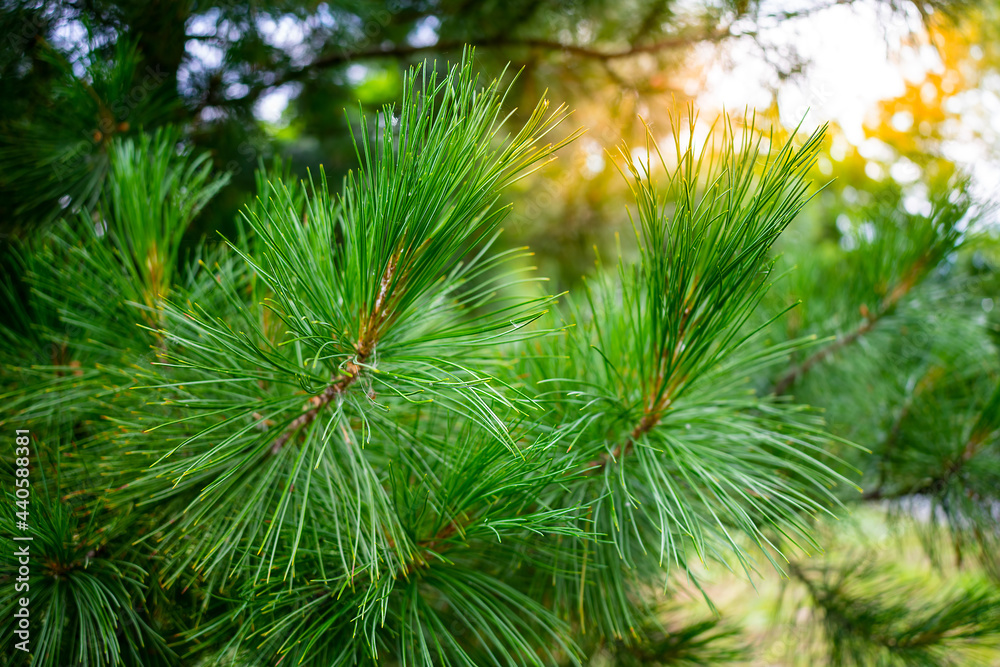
[1, 0, 996, 284]
[2, 0, 1000, 665]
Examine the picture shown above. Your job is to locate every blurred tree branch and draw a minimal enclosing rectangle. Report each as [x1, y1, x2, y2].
[195, 28, 732, 113]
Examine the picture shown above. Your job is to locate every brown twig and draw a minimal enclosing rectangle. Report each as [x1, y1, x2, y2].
[772, 317, 879, 396]
[270, 368, 360, 454]
[861, 426, 993, 501]
[588, 410, 662, 472]
[196, 29, 731, 114]
[772, 254, 931, 396]
[415, 518, 464, 561]
[271, 248, 406, 454]
[285, 32, 730, 81]
[588, 286, 699, 473]
[588, 371, 688, 473]
[392, 517, 470, 579]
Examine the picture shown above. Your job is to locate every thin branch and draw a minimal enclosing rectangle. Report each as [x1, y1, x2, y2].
[772, 253, 931, 395]
[869, 365, 942, 495]
[270, 248, 407, 454]
[297, 31, 731, 76]
[269, 368, 359, 454]
[772, 315, 878, 396]
[861, 425, 994, 501]
[587, 410, 661, 473]
[197, 28, 730, 113]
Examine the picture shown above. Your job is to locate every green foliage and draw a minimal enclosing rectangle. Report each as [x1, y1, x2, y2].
[750, 137, 1000, 663]
[787, 558, 1000, 666]
[101, 126, 230, 313]
[0, 449, 172, 667]
[2, 44, 999, 667]
[0, 125, 230, 438]
[524, 112, 851, 599]
[579, 607, 749, 666]
[0, 36, 175, 227]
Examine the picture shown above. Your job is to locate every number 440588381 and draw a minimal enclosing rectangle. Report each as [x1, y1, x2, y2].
[14, 430, 30, 529]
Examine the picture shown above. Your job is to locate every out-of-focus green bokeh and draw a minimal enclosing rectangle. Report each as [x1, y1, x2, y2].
[2, 0, 997, 292]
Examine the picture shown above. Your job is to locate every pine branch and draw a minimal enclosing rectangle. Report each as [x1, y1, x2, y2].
[0, 36, 176, 227]
[584, 112, 828, 481]
[0, 471, 174, 667]
[787, 557, 1000, 664]
[862, 380, 1000, 501]
[529, 112, 861, 601]
[772, 251, 931, 395]
[771, 183, 974, 397]
[270, 246, 409, 454]
[108, 52, 580, 596]
[269, 368, 359, 454]
[870, 364, 944, 494]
